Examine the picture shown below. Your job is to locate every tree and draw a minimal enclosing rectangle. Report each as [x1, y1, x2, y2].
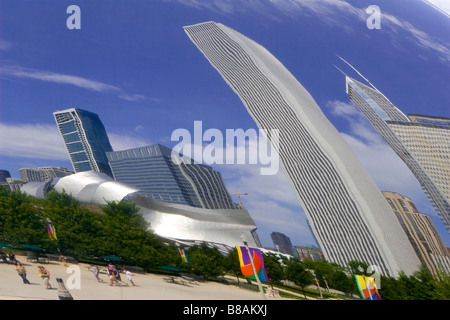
[285, 261, 314, 299]
[262, 253, 285, 285]
[347, 260, 370, 276]
[43, 190, 103, 257]
[0, 188, 48, 246]
[99, 200, 169, 267]
[223, 248, 243, 283]
[187, 243, 225, 279]
[329, 270, 355, 296]
[433, 269, 450, 300]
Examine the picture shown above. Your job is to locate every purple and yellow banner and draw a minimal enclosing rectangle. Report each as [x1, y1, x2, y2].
[354, 274, 381, 300]
[236, 246, 269, 282]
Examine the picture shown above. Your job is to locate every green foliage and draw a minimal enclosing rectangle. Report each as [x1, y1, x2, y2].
[285, 260, 314, 299]
[433, 270, 450, 300]
[0, 188, 179, 269]
[261, 253, 285, 284]
[223, 247, 242, 281]
[1, 187, 449, 300]
[0, 187, 48, 246]
[186, 243, 225, 279]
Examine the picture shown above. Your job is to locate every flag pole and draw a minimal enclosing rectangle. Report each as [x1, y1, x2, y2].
[241, 234, 266, 300]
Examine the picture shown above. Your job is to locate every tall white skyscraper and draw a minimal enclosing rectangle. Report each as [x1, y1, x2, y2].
[346, 76, 450, 234]
[184, 21, 420, 276]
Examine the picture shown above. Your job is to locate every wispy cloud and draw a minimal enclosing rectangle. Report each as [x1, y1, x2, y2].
[0, 65, 161, 103]
[171, 0, 450, 63]
[0, 122, 152, 161]
[0, 123, 68, 160]
[423, 0, 450, 18]
[0, 65, 120, 93]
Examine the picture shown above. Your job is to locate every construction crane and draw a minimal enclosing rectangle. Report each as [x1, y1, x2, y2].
[232, 193, 248, 208]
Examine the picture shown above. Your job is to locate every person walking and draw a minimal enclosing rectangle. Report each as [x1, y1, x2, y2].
[123, 268, 135, 286]
[15, 262, 30, 284]
[106, 264, 118, 286]
[37, 266, 52, 289]
[91, 264, 103, 282]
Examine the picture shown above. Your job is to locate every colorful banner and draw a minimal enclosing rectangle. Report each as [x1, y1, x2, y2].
[46, 224, 57, 241]
[179, 248, 189, 263]
[354, 274, 381, 300]
[236, 246, 269, 282]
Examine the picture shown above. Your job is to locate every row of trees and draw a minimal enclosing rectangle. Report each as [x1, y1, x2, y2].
[0, 186, 449, 299]
[0, 187, 179, 269]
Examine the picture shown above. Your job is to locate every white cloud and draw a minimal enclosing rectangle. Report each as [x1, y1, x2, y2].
[172, 0, 450, 63]
[0, 65, 160, 103]
[0, 122, 151, 161]
[0, 65, 120, 93]
[108, 133, 152, 151]
[423, 0, 450, 18]
[0, 123, 68, 160]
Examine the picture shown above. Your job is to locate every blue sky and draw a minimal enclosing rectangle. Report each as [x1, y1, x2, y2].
[1, 0, 449, 248]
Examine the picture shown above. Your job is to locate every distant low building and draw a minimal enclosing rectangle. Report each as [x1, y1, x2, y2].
[19, 167, 74, 182]
[294, 245, 324, 262]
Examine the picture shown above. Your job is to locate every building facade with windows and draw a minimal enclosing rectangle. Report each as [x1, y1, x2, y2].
[271, 232, 294, 256]
[54, 108, 114, 177]
[106, 144, 235, 209]
[19, 167, 74, 182]
[184, 21, 420, 276]
[346, 77, 450, 234]
[383, 191, 450, 276]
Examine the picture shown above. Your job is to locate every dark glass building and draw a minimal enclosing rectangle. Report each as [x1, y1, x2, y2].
[107, 144, 235, 209]
[271, 232, 294, 256]
[54, 108, 113, 177]
[0, 170, 11, 183]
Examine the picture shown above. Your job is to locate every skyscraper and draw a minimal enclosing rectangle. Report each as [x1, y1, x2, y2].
[271, 232, 294, 256]
[383, 191, 450, 276]
[184, 21, 420, 276]
[54, 108, 114, 177]
[345, 76, 450, 234]
[106, 144, 235, 209]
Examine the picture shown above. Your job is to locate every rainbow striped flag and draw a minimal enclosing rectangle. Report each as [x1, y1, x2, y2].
[46, 224, 57, 241]
[179, 248, 189, 263]
[354, 274, 381, 300]
[236, 246, 268, 282]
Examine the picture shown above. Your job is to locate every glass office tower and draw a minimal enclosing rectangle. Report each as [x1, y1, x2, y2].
[54, 108, 114, 177]
[184, 21, 420, 276]
[107, 144, 235, 209]
[346, 77, 450, 234]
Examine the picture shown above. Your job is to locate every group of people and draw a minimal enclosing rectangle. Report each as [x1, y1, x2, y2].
[91, 263, 135, 287]
[0, 251, 17, 264]
[14, 261, 52, 289]
[11, 257, 136, 289]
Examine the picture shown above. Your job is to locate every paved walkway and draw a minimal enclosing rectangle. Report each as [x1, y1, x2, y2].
[0, 258, 290, 300]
